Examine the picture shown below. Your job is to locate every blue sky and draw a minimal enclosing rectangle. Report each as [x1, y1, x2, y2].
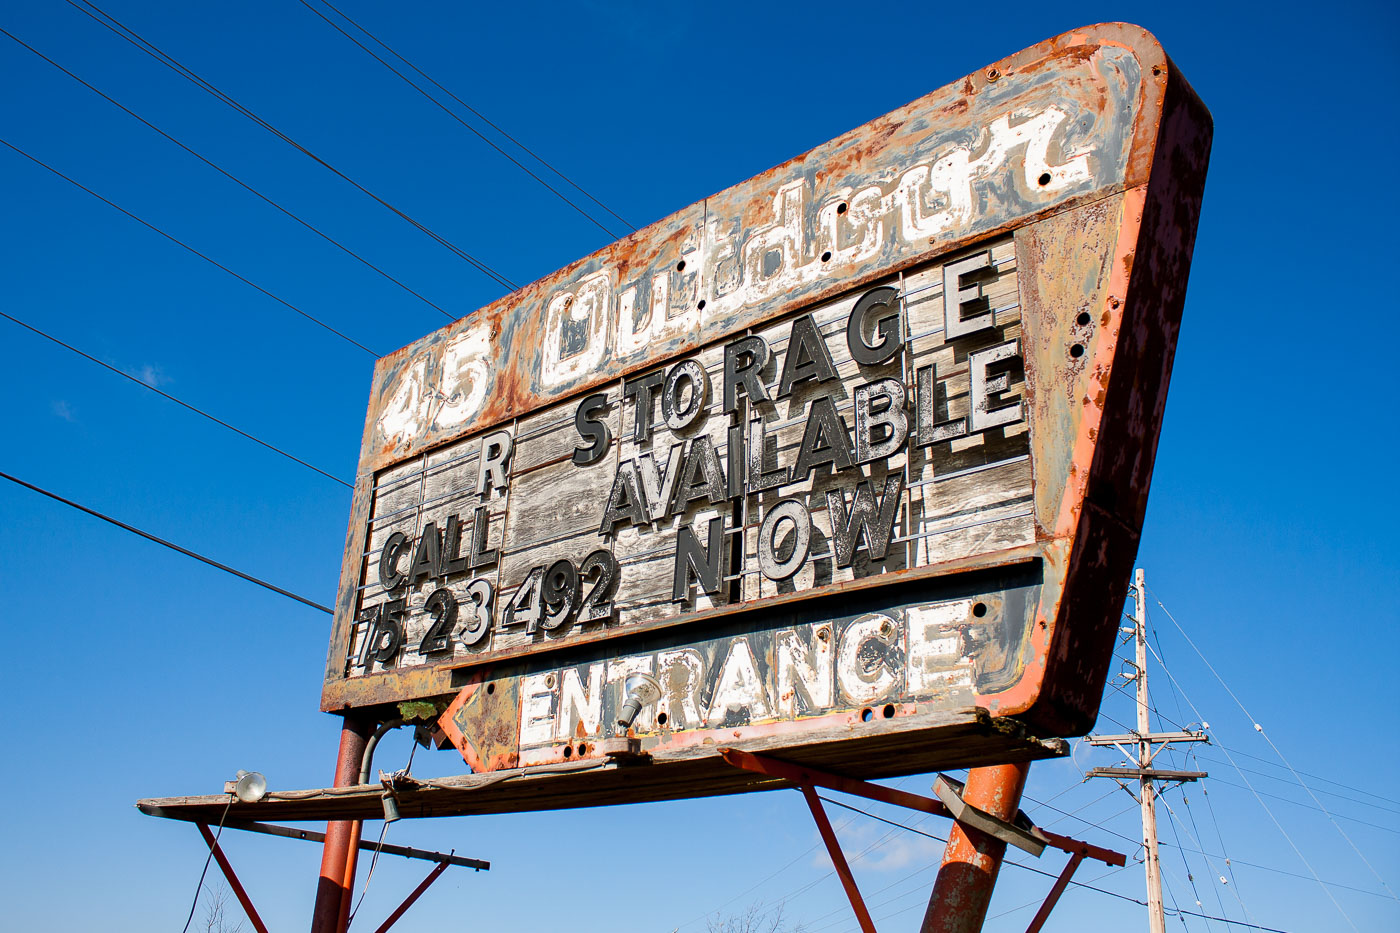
[1, 2, 1397, 931]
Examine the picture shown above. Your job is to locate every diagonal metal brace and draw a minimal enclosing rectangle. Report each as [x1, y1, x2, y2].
[718, 749, 1126, 933]
[196, 823, 270, 933]
[933, 774, 1047, 856]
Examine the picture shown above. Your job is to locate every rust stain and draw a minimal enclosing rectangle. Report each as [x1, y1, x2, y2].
[323, 22, 1212, 761]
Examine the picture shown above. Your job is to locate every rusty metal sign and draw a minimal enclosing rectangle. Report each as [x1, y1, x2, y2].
[322, 23, 1210, 790]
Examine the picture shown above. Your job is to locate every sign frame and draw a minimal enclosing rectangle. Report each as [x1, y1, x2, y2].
[322, 22, 1211, 761]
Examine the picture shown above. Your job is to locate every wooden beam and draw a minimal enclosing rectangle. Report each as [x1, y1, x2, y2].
[138, 712, 1066, 824]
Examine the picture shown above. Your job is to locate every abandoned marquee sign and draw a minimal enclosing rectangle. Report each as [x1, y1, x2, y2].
[323, 23, 1211, 790]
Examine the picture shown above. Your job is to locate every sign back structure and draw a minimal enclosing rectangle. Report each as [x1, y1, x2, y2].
[308, 22, 1208, 816]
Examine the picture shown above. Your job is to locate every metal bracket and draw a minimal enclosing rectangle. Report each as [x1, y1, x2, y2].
[933, 774, 1047, 856]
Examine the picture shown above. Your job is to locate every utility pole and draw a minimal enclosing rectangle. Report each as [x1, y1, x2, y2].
[1086, 568, 1208, 933]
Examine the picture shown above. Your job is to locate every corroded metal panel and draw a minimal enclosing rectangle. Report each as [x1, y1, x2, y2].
[357, 38, 1144, 469]
[322, 23, 1211, 798]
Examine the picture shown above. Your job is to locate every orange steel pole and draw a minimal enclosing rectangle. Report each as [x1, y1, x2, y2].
[335, 817, 364, 933]
[310, 716, 372, 933]
[919, 761, 1031, 933]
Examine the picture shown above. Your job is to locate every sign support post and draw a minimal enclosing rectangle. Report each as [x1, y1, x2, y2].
[919, 761, 1031, 933]
[310, 716, 372, 933]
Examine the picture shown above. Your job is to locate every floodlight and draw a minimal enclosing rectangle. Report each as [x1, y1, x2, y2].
[616, 672, 662, 729]
[233, 770, 267, 803]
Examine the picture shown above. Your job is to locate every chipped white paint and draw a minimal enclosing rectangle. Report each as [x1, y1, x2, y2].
[435, 325, 493, 430]
[369, 101, 1100, 449]
[541, 272, 611, 389]
[513, 596, 985, 762]
[376, 356, 428, 448]
[536, 106, 1091, 392]
[655, 647, 706, 731]
[775, 625, 834, 717]
[838, 613, 901, 704]
[705, 639, 773, 726]
[906, 602, 975, 695]
[519, 672, 555, 747]
[556, 663, 605, 740]
[376, 319, 493, 447]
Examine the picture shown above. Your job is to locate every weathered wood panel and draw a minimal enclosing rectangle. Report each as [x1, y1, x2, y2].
[335, 242, 1034, 689]
[321, 24, 1212, 771]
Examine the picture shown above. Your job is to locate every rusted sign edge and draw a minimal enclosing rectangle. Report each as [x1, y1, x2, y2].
[980, 51, 1212, 735]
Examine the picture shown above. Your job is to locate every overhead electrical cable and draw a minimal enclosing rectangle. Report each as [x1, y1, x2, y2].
[0, 138, 380, 357]
[1, 27, 455, 323]
[1200, 744, 1400, 810]
[1176, 752, 1259, 922]
[0, 311, 353, 489]
[1159, 792, 1231, 930]
[1146, 658, 1252, 927]
[984, 865, 1132, 924]
[307, 0, 635, 233]
[1, 470, 333, 615]
[800, 796, 1297, 933]
[1201, 777, 1400, 833]
[178, 795, 234, 933]
[1189, 752, 1400, 817]
[63, 0, 518, 291]
[298, 0, 625, 239]
[671, 773, 936, 931]
[1154, 858, 1191, 933]
[1160, 791, 1247, 929]
[1026, 789, 1142, 847]
[1151, 589, 1399, 902]
[1138, 612, 1360, 930]
[801, 861, 946, 933]
[1140, 619, 1270, 922]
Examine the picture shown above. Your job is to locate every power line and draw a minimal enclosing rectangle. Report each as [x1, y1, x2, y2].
[674, 770, 939, 931]
[0, 310, 353, 489]
[299, 0, 626, 239]
[178, 795, 234, 933]
[800, 796, 1296, 933]
[0, 137, 380, 357]
[63, 0, 518, 292]
[1024, 788, 1142, 847]
[1204, 743, 1399, 810]
[1160, 790, 1240, 929]
[1201, 776, 1400, 834]
[1140, 609, 1359, 930]
[1136, 617, 1257, 922]
[2, 26, 455, 323]
[1190, 751, 1400, 817]
[310, 0, 635, 234]
[1, 470, 333, 614]
[819, 794, 947, 842]
[1151, 589, 1399, 902]
[1186, 773, 1256, 929]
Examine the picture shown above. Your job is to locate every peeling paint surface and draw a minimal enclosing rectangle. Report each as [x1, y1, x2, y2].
[325, 23, 1212, 779]
[356, 42, 1143, 469]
